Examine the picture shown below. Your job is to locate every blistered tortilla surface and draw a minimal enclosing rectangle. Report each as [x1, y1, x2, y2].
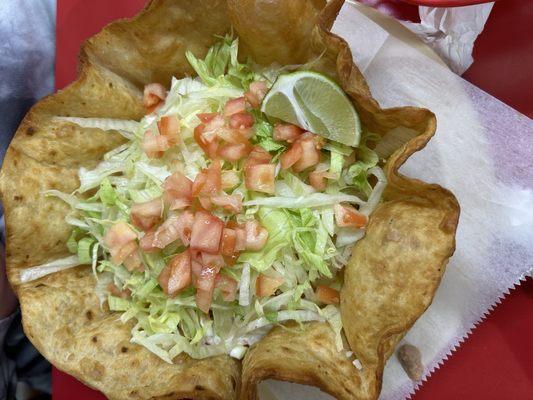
[0, 0, 459, 399]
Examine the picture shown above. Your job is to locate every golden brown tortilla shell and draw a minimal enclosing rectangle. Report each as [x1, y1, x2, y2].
[0, 0, 459, 399]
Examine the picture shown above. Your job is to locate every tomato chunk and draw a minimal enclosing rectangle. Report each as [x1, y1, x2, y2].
[280, 141, 303, 170]
[273, 123, 303, 143]
[244, 81, 268, 108]
[157, 115, 180, 146]
[220, 228, 236, 257]
[153, 215, 181, 249]
[104, 222, 138, 264]
[130, 198, 163, 231]
[234, 227, 247, 252]
[315, 285, 340, 304]
[256, 274, 283, 297]
[229, 112, 254, 129]
[123, 250, 143, 272]
[245, 163, 276, 194]
[292, 134, 322, 172]
[224, 97, 246, 117]
[308, 170, 335, 191]
[141, 130, 170, 159]
[216, 275, 238, 301]
[193, 160, 221, 197]
[218, 142, 251, 162]
[195, 265, 217, 313]
[190, 211, 224, 253]
[194, 124, 219, 159]
[197, 112, 218, 123]
[334, 204, 367, 228]
[163, 172, 193, 210]
[139, 230, 157, 253]
[143, 83, 166, 113]
[201, 252, 225, 272]
[211, 194, 243, 214]
[158, 250, 192, 297]
[245, 146, 272, 167]
[178, 210, 195, 246]
[244, 219, 269, 251]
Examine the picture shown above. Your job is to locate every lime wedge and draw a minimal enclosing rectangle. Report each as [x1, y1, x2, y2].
[261, 71, 361, 147]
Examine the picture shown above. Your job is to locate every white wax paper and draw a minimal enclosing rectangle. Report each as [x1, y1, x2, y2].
[259, 2, 533, 399]
[403, 3, 494, 74]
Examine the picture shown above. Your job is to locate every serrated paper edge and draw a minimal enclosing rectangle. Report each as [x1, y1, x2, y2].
[406, 271, 532, 399]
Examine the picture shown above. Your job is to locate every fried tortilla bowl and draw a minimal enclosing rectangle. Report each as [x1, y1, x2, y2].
[0, 0, 459, 399]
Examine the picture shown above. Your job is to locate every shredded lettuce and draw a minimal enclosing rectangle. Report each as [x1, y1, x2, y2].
[20, 256, 81, 283]
[252, 114, 286, 153]
[243, 192, 365, 208]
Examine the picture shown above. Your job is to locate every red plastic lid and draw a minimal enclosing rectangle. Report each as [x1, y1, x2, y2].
[401, 0, 497, 7]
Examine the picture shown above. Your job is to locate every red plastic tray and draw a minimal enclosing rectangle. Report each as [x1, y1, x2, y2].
[53, 1, 533, 399]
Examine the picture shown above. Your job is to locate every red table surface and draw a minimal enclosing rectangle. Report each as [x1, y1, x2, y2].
[53, 1, 533, 399]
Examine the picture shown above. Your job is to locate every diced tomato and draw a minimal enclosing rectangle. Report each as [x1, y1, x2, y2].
[195, 265, 217, 292]
[164, 172, 193, 198]
[273, 123, 303, 143]
[234, 227, 247, 252]
[192, 164, 220, 200]
[218, 142, 251, 162]
[245, 163, 276, 194]
[158, 250, 192, 297]
[191, 259, 203, 287]
[221, 170, 240, 190]
[104, 222, 138, 264]
[194, 124, 219, 159]
[229, 112, 254, 129]
[244, 81, 268, 108]
[292, 134, 322, 172]
[201, 252, 225, 272]
[139, 230, 158, 253]
[168, 197, 190, 210]
[256, 274, 283, 297]
[192, 160, 221, 198]
[163, 172, 193, 210]
[195, 265, 217, 313]
[245, 146, 272, 168]
[216, 275, 238, 301]
[104, 221, 137, 248]
[153, 215, 181, 249]
[197, 112, 218, 123]
[141, 130, 170, 159]
[112, 240, 138, 266]
[309, 170, 336, 191]
[224, 97, 246, 117]
[203, 114, 226, 139]
[177, 210, 195, 246]
[211, 194, 243, 214]
[123, 250, 143, 272]
[220, 228, 237, 257]
[280, 141, 303, 170]
[190, 211, 224, 254]
[130, 198, 163, 231]
[198, 196, 213, 211]
[157, 115, 180, 146]
[315, 285, 340, 304]
[143, 83, 167, 112]
[244, 219, 269, 251]
[108, 283, 131, 299]
[334, 204, 367, 228]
